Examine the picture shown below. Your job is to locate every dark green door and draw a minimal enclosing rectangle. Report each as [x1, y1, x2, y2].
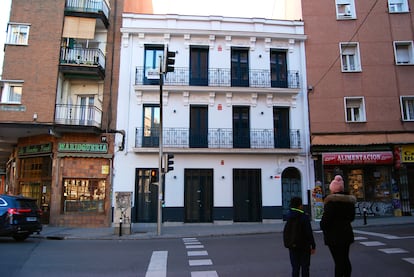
[134, 169, 158, 223]
[190, 105, 208, 148]
[233, 169, 262, 222]
[184, 169, 213, 222]
[274, 107, 290, 148]
[233, 106, 250, 148]
[282, 167, 302, 218]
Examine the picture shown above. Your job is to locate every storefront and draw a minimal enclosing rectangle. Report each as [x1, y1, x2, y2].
[321, 151, 397, 216]
[394, 145, 414, 215]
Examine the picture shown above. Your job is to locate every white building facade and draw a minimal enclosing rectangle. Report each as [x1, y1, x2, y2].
[114, 13, 313, 224]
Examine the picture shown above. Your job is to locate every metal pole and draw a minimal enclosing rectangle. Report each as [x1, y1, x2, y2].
[157, 56, 164, 236]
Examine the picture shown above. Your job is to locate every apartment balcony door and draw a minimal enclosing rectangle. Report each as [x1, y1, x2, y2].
[134, 169, 158, 223]
[233, 169, 262, 222]
[79, 96, 94, 125]
[270, 50, 288, 88]
[190, 46, 208, 86]
[190, 105, 208, 148]
[231, 48, 249, 87]
[142, 105, 160, 147]
[184, 169, 213, 223]
[273, 107, 290, 148]
[233, 106, 250, 148]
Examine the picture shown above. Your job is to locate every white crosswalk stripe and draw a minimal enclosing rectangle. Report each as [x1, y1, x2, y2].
[145, 251, 168, 277]
[183, 237, 219, 276]
[378, 248, 409, 254]
[359, 241, 386, 246]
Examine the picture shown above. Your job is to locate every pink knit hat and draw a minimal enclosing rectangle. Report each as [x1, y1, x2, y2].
[329, 175, 344, 193]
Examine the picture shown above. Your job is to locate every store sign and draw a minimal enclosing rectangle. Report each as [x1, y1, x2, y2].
[401, 146, 414, 163]
[58, 143, 108, 153]
[18, 143, 52, 156]
[322, 151, 393, 165]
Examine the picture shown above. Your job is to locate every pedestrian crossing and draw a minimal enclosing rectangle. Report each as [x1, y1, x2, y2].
[354, 230, 414, 265]
[183, 237, 219, 276]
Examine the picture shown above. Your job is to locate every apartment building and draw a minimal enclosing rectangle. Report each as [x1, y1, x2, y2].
[0, 0, 123, 227]
[113, 13, 313, 224]
[303, 0, 414, 216]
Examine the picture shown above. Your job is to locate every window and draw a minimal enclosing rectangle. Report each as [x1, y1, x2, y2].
[0, 82, 23, 104]
[394, 41, 414, 65]
[231, 48, 249, 87]
[401, 96, 414, 121]
[345, 97, 366, 122]
[340, 42, 361, 72]
[190, 46, 209, 86]
[270, 50, 288, 88]
[388, 0, 409, 13]
[142, 105, 160, 147]
[144, 45, 164, 85]
[6, 23, 30, 45]
[63, 179, 106, 213]
[336, 0, 356, 19]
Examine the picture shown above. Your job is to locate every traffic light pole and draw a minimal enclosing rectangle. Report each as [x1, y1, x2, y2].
[157, 59, 164, 236]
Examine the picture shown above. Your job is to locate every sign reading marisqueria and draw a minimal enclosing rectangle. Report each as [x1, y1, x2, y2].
[58, 142, 108, 153]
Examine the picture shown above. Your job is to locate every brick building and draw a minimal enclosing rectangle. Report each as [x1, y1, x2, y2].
[0, 0, 123, 227]
[303, 0, 414, 216]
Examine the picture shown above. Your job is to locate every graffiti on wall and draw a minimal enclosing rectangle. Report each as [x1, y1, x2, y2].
[355, 201, 393, 216]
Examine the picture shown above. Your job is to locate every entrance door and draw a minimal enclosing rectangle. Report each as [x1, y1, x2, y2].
[184, 169, 213, 223]
[233, 169, 262, 222]
[133, 169, 158, 223]
[282, 167, 302, 217]
[233, 106, 250, 148]
[190, 105, 208, 148]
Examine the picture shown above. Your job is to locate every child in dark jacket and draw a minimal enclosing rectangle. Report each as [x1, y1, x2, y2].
[284, 197, 316, 277]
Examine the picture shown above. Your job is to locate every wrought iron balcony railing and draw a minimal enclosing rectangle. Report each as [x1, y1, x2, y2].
[135, 127, 301, 149]
[55, 104, 102, 127]
[135, 67, 300, 89]
[60, 47, 105, 69]
[65, 0, 110, 19]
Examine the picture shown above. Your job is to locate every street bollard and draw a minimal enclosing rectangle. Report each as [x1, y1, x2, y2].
[363, 207, 367, 225]
[119, 217, 123, 237]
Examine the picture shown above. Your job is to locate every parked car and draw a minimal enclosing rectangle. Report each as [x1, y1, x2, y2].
[0, 194, 42, 241]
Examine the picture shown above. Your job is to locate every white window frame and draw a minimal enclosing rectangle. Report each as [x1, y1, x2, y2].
[394, 41, 414, 65]
[6, 23, 30, 45]
[336, 0, 356, 19]
[340, 42, 362, 72]
[400, 96, 414, 121]
[345, 97, 366, 122]
[388, 0, 409, 13]
[0, 82, 23, 104]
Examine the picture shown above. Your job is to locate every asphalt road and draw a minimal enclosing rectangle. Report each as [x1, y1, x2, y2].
[0, 224, 413, 277]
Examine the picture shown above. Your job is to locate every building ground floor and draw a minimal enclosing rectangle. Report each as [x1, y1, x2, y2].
[2, 132, 114, 227]
[311, 144, 414, 218]
[112, 153, 314, 224]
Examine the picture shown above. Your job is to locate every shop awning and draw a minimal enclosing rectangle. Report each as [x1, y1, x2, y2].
[311, 133, 414, 146]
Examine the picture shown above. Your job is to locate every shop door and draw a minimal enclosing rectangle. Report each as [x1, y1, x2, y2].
[133, 169, 158, 223]
[190, 105, 208, 148]
[282, 167, 302, 218]
[184, 169, 213, 223]
[233, 169, 262, 222]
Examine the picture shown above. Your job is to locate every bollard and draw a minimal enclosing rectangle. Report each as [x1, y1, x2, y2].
[119, 217, 123, 236]
[363, 207, 367, 225]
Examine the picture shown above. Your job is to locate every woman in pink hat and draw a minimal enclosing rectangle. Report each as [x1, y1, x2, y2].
[320, 175, 356, 277]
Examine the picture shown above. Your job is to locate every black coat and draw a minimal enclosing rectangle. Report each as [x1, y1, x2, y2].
[320, 193, 356, 246]
[284, 208, 316, 250]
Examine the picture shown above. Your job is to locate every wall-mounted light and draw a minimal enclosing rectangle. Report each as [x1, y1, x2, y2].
[173, 109, 177, 113]
[259, 54, 262, 58]
[173, 175, 177, 179]
[221, 176, 225, 179]
[307, 85, 313, 93]
[260, 111, 264, 115]
[270, 175, 273, 179]
[33, 113, 38, 121]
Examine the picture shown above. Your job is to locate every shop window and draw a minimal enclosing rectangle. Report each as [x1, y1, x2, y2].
[63, 179, 106, 213]
[345, 97, 366, 122]
[401, 96, 414, 121]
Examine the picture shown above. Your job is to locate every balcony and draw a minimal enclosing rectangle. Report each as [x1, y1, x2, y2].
[55, 104, 102, 128]
[135, 127, 301, 150]
[135, 67, 300, 89]
[59, 47, 105, 79]
[65, 0, 110, 28]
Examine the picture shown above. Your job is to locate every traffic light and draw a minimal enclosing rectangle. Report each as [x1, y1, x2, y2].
[163, 47, 175, 73]
[150, 169, 158, 183]
[163, 153, 174, 173]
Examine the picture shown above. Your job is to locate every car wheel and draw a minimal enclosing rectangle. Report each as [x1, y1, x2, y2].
[13, 234, 30, 242]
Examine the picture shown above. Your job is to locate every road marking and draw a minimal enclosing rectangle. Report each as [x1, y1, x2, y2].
[354, 230, 400, 239]
[359, 241, 386, 246]
[403, 258, 414, 265]
[189, 259, 213, 266]
[188, 250, 208, 256]
[186, 245, 205, 249]
[191, 270, 219, 277]
[185, 241, 203, 245]
[378, 248, 409, 254]
[354, 236, 368, 241]
[145, 251, 168, 277]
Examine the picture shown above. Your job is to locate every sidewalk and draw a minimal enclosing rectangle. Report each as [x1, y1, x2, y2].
[33, 215, 414, 241]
